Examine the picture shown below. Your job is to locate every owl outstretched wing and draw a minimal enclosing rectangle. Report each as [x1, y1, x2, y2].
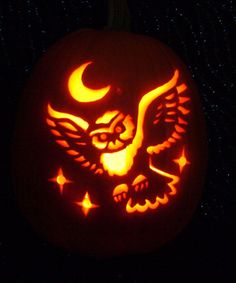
[141, 70, 191, 155]
[46, 104, 104, 175]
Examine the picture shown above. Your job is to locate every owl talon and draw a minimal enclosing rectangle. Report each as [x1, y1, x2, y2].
[113, 184, 129, 202]
[113, 192, 127, 202]
[131, 174, 149, 192]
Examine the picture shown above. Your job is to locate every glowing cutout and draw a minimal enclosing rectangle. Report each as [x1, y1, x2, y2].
[178, 117, 188, 125]
[48, 104, 89, 130]
[166, 102, 177, 108]
[179, 96, 190, 104]
[167, 111, 176, 115]
[177, 83, 187, 93]
[65, 132, 81, 139]
[126, 194, 169, 213]
[75, 192, 99, 216]
[46, 118, 56, 127]
[173, 147, 190, 173]
[126, 158, 180, 214]
[165, 118, 175, 123]
[68, 61, 111, 103]
[165, 93, 175, 100]
[175, 125, 186, 133]
[49, 168, 73, 194]
[75, 156, 85, 162]
[50, 129, 61, 137]
[56, 140, 69, 148]
[59, 122, 77, 131]
[95, 110, 119, 124]
[172, 132, 182, 139]
[113, 184, 128, 202]
[67, 150, 79, 156]
[178, 106, 190, 115]
[132, 174, 147, 186]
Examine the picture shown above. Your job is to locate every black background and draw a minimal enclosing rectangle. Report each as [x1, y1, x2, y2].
[1, 0, 235, 281]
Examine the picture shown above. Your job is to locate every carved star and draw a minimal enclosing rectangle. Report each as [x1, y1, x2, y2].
[49, 167, 73, 194]
[173, 147, 190, 173]
[74, 192, 99, 216]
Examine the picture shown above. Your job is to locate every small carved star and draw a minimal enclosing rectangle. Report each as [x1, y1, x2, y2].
[49, 167, 73, 194]
[74, 192, 99, 216]
[173, 147, 190, 173]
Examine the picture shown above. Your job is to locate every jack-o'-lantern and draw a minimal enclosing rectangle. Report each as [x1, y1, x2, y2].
[12, 28, 207, 256]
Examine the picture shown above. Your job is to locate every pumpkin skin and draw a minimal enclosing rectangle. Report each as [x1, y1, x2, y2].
[12, 29, 207, 256]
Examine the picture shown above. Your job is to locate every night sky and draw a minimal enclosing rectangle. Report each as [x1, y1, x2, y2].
[1, 0, 235, 281]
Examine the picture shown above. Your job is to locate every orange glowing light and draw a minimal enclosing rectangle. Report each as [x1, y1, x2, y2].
[176, 83, 187, 94]
[49, 168, 73, 194]
[68, 61, 111, 103]
[95, 110, 119, 124]
[178, 117, 188, 125]
[165, 93, 175, 100]
[126, 194, 169, 213]
[46, 118, 56, 127]
[56, 140, 69, 148]
[179, 96, 190, 104]
[58, 121, 77, 131]
[175, 124, 186, 133]
[166, 102, 177, 108]
[48, 104, 89, 131]
[107, 140, 123, 151]
[67, 149, 79, 156]
[132, 174, 147, 186]
[173, 148, 190, 173]
[167, 111, 176, 115]
[165, 118, 175, 123]
[75, 192, 99, 216]
[113, 184, 128, 202]
[168, 137, 176, 143]
[65, 132, 82, 139]
[177, 105, 190, 115]
[50, 129, 61, 137]
[172, 132, 182, 139]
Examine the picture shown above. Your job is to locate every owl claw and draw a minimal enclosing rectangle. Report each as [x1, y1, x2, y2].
[113, 176, 149, 204]
[113, 192, 127, 202]
[132, 175, 149, 192]
[113, 184, 128, 202]
[114, 193, 127, 202]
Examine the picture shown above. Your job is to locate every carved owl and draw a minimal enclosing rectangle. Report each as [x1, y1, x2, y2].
[46, 57, 192, 214]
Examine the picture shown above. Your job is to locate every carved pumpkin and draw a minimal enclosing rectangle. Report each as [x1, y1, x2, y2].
[12, 29, 207, 256]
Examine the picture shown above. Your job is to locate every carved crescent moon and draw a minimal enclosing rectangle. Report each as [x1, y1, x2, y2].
[68, 61, 111, 103]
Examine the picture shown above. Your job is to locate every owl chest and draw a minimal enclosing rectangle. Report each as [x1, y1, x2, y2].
[100, 143, 140, 177]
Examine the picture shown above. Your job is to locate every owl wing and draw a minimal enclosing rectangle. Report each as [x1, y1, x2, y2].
[146, 78, 191, 155]
[46, 104, 104, 175]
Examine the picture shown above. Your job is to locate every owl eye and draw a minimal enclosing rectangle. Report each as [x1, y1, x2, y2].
[115, 123, 125, 133]
[98, 133, 108, 141]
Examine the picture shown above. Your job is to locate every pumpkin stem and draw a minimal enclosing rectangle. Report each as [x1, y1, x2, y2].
[105, 0, 131, 31]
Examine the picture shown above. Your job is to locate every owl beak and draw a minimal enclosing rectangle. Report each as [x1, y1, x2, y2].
[107, 139, 124, 151]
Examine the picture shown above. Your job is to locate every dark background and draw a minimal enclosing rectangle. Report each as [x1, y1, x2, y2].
[1, 0, 235, 281]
